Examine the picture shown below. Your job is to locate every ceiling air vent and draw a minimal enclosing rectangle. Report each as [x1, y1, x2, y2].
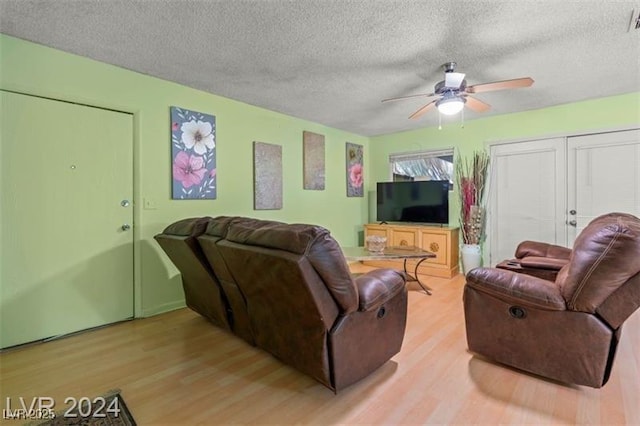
[630, 9, 640, 31]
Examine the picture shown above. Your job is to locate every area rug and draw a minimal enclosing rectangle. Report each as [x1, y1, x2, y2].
[34, 390, 136, 426]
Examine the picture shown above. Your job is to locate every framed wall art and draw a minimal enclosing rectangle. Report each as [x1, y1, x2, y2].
[170, 106, 216, 199]
[303, 131, 325, 190]
[253, 141, 283, 210]
[346, 142, 363, 197]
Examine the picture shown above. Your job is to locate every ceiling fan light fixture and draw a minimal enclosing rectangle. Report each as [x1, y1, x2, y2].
[436, 95, 465, 115]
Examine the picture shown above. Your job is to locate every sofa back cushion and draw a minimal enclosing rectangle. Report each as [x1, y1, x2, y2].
[163, 216, 211, 237]
[201, 216, 285, 290]
[225, 221, 359, 313]
[204, 216, 284, 238]
[561, 213, 640, 312]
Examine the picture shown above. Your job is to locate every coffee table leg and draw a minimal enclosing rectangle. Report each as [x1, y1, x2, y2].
[403, 258, 433, 295]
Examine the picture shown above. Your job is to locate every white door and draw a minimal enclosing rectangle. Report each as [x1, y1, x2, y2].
[1, 91, 134, 348]
[567, 129, 640, 244]
[488, 138, 566, 265]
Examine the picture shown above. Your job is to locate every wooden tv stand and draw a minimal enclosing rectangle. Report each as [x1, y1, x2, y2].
[363, 223, 460, 278]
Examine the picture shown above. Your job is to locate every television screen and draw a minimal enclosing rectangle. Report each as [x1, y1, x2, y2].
[376, 180, 449, 224]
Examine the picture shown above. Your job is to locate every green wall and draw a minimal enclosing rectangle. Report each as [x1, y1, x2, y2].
[0, 35, 369, 316]
[2, 33, 638, 318]
[370, 92, 640, 226]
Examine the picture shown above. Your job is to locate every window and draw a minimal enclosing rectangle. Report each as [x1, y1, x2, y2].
[389, 148, 454, 185]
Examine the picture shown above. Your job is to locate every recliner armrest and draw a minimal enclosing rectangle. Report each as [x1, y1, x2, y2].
[519, 256, 568, 271]
[466, 268, 566, 311]
[515, 241, 571, 260]
[355, 269, 406, 312]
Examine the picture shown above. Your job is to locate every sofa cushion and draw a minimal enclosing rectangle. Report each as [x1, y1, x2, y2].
[467, 267, 566, 311]
[226, 221, 319, 254]
[225, 221, 359, 313]
[203, 216, 236, 237]
[163, 216, 211, 236]
[205, 216, 285, 238]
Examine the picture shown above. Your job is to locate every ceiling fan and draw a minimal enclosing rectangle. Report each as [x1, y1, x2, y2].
[382, 62, 534, 119]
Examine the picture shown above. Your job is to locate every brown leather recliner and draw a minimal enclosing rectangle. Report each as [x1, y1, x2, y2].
[156, 216, 408, 391]
[496, 240, 572, 281]
[464, 212, 640, 388]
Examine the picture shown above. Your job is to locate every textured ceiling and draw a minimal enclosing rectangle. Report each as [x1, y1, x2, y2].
[1, 0, 639, 136]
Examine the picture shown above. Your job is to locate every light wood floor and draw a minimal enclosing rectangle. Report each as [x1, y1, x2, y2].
[1, 266, 639, 425]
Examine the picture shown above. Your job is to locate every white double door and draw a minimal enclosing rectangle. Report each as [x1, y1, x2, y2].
[489, 129, 640, 265]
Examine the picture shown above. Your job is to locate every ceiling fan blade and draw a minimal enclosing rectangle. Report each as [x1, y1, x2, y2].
[445, 72, 465, 89]
[465, 96, 491, 113]
[381, 93, 437, 103]
[409, 100, 437, 119]
[467, 77, 534, 94]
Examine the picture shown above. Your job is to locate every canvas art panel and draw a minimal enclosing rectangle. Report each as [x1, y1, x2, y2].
[170, 106, 216, 199]
[253, 141, 283, 210]
[346, 142, 364, 197]
[303, 131, 325, 190]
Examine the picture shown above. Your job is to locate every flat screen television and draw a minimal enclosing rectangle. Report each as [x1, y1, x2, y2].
[376, 180, 450, 224]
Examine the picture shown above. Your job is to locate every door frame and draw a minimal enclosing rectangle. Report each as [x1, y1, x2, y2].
[1, 89, 143, 318]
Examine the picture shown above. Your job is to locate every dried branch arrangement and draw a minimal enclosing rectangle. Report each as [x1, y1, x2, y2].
[455, 151, 490, 245]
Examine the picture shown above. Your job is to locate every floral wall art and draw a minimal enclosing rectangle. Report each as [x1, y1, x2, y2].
[346, 142, 363, 197]
[170, 106, 216, 199]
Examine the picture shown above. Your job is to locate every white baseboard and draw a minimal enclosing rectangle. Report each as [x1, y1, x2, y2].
[142, 300, 186, 317]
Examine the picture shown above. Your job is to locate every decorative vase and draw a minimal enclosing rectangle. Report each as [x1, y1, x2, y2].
[365, 235, 387, 253]
[461, 243, 482, 275]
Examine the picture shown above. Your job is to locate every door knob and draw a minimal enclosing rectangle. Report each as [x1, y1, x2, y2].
[569, 209, 576, 215]
[568, 220, 577, 227]
[121, 224, 131, 231]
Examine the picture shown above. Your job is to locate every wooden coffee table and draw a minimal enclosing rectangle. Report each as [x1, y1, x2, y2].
[342, 246, 436, 295]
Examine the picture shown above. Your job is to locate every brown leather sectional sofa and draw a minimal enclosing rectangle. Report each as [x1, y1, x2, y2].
[464, 213, 640, 388]
[155, 216, 408, 392]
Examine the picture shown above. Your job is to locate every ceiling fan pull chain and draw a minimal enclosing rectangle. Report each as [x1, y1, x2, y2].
[461, 107, 465, 128]
[438, 111, 442, 130]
